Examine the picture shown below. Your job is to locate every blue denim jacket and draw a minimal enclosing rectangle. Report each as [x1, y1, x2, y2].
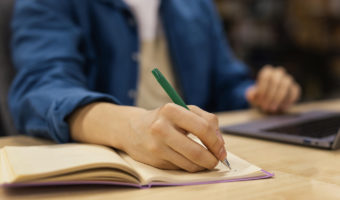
[9, 0, 253, 143]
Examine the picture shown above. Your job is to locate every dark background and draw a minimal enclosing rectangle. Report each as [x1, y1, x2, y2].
[216, 0, 340, 102]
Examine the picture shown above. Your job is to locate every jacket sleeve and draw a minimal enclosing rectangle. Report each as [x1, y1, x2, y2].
[204, 0, 254, 111]
[9, 0, 119, 143]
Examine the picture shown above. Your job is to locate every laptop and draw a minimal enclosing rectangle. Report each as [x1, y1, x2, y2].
[220, 110, 340, 149]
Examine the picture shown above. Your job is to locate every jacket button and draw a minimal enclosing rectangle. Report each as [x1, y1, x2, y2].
[128, 18, 136, 27]
[128, 89, 136, 99]
[131, 52, 140, 62]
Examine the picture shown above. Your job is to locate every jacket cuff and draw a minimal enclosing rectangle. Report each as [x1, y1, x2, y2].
[233, 80, 255, 109]
[46, 91, 121, 143]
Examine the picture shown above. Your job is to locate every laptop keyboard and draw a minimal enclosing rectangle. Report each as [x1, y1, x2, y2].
[264, 115, 340, 138]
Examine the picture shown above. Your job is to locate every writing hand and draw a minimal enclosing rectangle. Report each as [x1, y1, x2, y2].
[124, 103, 225, 172]
[69, 102, 225, 172]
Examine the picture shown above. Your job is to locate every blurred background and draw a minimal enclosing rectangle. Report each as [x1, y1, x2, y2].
[1, 0, 340, 136]
[215, 0, 340, 102]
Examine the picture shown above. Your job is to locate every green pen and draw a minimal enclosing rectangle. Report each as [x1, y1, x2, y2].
[152, 68, 231, 170]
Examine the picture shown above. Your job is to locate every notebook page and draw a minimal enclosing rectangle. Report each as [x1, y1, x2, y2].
[2, 144, 139, 183]
[120, 151, 264, 185]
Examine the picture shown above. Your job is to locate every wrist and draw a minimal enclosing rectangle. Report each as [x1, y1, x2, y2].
[68, 102, 115, 146]
[68, 102, 147, 150]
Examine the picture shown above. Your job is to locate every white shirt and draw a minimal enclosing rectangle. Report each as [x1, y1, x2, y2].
[123, 0, 161, 41]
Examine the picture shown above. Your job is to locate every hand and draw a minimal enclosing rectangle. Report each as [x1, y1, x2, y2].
[246, 65, 301, 113]
[123, 104, 225, 172]
[69, 102, 225, 172]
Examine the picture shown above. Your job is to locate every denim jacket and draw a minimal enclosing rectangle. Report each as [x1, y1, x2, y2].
[9, 0, 253, 142]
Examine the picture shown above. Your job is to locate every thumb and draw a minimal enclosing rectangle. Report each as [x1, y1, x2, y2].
[245, 85, 257, 104]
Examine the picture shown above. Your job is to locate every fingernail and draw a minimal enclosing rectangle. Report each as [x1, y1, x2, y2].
[218, 146, 226, 160]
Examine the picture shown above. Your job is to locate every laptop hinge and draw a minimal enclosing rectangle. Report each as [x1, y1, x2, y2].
[331, 128, 340, 149]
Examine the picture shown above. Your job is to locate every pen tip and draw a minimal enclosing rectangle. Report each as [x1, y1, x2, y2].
[224, 159, 231, 170]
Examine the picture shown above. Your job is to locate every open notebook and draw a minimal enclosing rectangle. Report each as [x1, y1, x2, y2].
[0, 144, 273, 188]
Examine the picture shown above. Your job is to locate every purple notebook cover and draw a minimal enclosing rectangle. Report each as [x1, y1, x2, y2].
[2, 169, 274, 189]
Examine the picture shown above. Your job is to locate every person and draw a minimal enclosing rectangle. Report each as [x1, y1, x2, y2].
[9, 0, 300, 172]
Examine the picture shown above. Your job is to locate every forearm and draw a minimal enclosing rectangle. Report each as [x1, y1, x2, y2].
[68, 102, 146, 150]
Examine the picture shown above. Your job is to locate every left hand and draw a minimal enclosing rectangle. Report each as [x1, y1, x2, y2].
[246, 65, 301, 113]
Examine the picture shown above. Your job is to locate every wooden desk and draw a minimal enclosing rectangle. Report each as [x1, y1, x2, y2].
[1, 99, 340, 200]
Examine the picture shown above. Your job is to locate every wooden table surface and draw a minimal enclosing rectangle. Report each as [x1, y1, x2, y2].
[1, 99, 340, 200]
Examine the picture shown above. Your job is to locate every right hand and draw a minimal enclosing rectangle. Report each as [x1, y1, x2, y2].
[123, 103, 226, 172]
[69, 102, 226, 172]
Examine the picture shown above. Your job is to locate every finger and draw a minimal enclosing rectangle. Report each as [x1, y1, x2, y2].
[160, 103, 224, 161]
[279, 83, 301, 111]
[163, 125, 219, 169]
[245, 85, 258, 107]
[130, 145, 179, 170]
[163, 146, 205, 172]
[188, 105, 219, 127]
[261, 67, 286, 111]
[276, 91, 292, 112]
[292, 84, 301, 103]
[257, 65, 274, 103]
[188, 105, 223, 141]
[268, 74, 293, 112]
[150, 159, 179, 170]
